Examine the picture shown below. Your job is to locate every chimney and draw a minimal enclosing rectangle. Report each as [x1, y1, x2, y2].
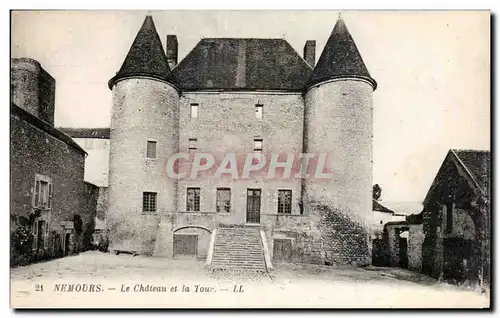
[303, 40, 316, 68]
[166, 35, 178, 70]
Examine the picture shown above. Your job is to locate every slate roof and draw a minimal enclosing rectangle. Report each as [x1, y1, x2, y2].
[108, 16, 177, 89]
[372, 199, 395, 214]
[307, 17, 376, 90]
[451, 149, 491, 195]
[59, 127, 110, 139]
[173, 38, 313, 91]
[11, 104, 86, 155]
[110, 15, 376, 92]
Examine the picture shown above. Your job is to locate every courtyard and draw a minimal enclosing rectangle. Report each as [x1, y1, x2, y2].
[11, 251, 489, 308]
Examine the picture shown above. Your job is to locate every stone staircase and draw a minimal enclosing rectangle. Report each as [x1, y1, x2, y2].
[210, 226, 268, 272]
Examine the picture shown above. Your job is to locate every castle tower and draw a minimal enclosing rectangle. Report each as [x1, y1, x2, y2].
[107, 15, 180, 255]
[11, 58, 56, 125]
[303, 17, 377, 265]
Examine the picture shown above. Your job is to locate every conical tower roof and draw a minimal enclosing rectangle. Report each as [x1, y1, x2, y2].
[307, 17, 377, 90]
[108, 15, 177, 89]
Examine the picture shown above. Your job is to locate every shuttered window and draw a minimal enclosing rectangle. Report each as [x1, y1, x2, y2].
[33, 175, 53, 209]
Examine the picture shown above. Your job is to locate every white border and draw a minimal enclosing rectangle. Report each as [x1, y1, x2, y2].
[4, 2, 497, 316]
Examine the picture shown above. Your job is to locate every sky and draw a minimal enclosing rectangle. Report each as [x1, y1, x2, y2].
[10, 10, 490, 203]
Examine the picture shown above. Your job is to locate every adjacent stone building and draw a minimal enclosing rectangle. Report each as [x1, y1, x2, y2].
[107, 15, 377, 268]
[10, 58, 97, 265]
[421, 149, 490, 286]
[58, 128, 111, 247]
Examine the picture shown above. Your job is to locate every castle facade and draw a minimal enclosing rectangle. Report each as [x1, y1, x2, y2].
[107, 15, 377, 268]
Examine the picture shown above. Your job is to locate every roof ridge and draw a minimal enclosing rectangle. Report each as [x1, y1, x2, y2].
[200, 37, 287, 40]
[451, 148, 490, 153]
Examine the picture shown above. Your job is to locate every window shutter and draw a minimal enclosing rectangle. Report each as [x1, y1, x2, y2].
[44, 223, 49, 249]
[48, 183, 53, 208]
[34, 179, 40, 207]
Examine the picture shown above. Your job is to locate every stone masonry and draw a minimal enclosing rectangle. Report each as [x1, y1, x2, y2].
[106, 15, 377, 266]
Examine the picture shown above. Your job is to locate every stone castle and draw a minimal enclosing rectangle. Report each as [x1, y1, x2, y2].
[107, 14, 377, 269]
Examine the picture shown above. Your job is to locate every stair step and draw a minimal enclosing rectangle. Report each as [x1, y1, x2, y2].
[210, 225, 267, 272]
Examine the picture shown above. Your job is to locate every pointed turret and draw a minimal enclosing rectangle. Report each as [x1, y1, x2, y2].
[108, 15, 177, 89]
[307, 16, 376, 90]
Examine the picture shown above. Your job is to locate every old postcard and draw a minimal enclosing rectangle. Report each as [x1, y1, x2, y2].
[10, 10, 491, 308]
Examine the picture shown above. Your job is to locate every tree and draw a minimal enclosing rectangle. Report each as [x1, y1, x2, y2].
[373, 184, 382, 201]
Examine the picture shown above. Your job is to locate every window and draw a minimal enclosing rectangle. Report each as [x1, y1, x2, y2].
[142, 192, 157, 213]
[187, 188, 200, 211]
[146, 140, 157, 158]
[445, 202, 453, 234]
[278, 190, 292, 214]
[33, 175, 52, 209]
[189, 138, 197, 153]
[254, 139, 263, 154]
[190, 103, 199, 118]
[216, 188, 231, 213]
[255, 104, 263, 119]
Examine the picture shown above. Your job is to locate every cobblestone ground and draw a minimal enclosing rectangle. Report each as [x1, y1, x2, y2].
[11, 251, 490, 308]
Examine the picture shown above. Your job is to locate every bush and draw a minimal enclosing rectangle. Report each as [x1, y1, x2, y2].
[98, 234, 109, 253]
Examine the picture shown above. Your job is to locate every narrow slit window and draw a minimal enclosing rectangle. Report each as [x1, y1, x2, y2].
[190, 103, 199, 118]
[255, 104, 263, 119]
[189, 138, 197, 153]
[445, 202, 453, 234]
[254, 139, 263, 154]
[146, 140, 157, 158]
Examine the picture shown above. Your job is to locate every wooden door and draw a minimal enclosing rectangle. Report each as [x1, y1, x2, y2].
[246, 189, 261, 223]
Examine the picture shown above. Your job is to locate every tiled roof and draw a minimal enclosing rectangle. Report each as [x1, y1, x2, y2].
[173, 38, 313, 91]
[11, 104, 86, 155]
[58, 127, 110, 139]
[108, 15, 177, 89]
[452, 149, 491, 195]
[307, 17, 376, 89]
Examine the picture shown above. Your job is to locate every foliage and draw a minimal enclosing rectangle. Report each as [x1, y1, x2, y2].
[373, 184, 382, 201]
[98, 234, 109, 253]
[83, 218, 95, 251]
[73, 214, 83, 235]
[10, 214, 35, 267]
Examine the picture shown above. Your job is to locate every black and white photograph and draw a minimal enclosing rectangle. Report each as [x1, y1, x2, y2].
[9, 10, 491, 308]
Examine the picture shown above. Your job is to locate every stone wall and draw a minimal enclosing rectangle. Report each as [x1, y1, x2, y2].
[10, 107, 92, 263]
[108, 78, 179, 254]
[81, 182, 98, 251]
[408, 224, 424, 271]
[11, 58, 55, 125]
[303, 79, 373, 265]
[177, 92, 304, 221]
